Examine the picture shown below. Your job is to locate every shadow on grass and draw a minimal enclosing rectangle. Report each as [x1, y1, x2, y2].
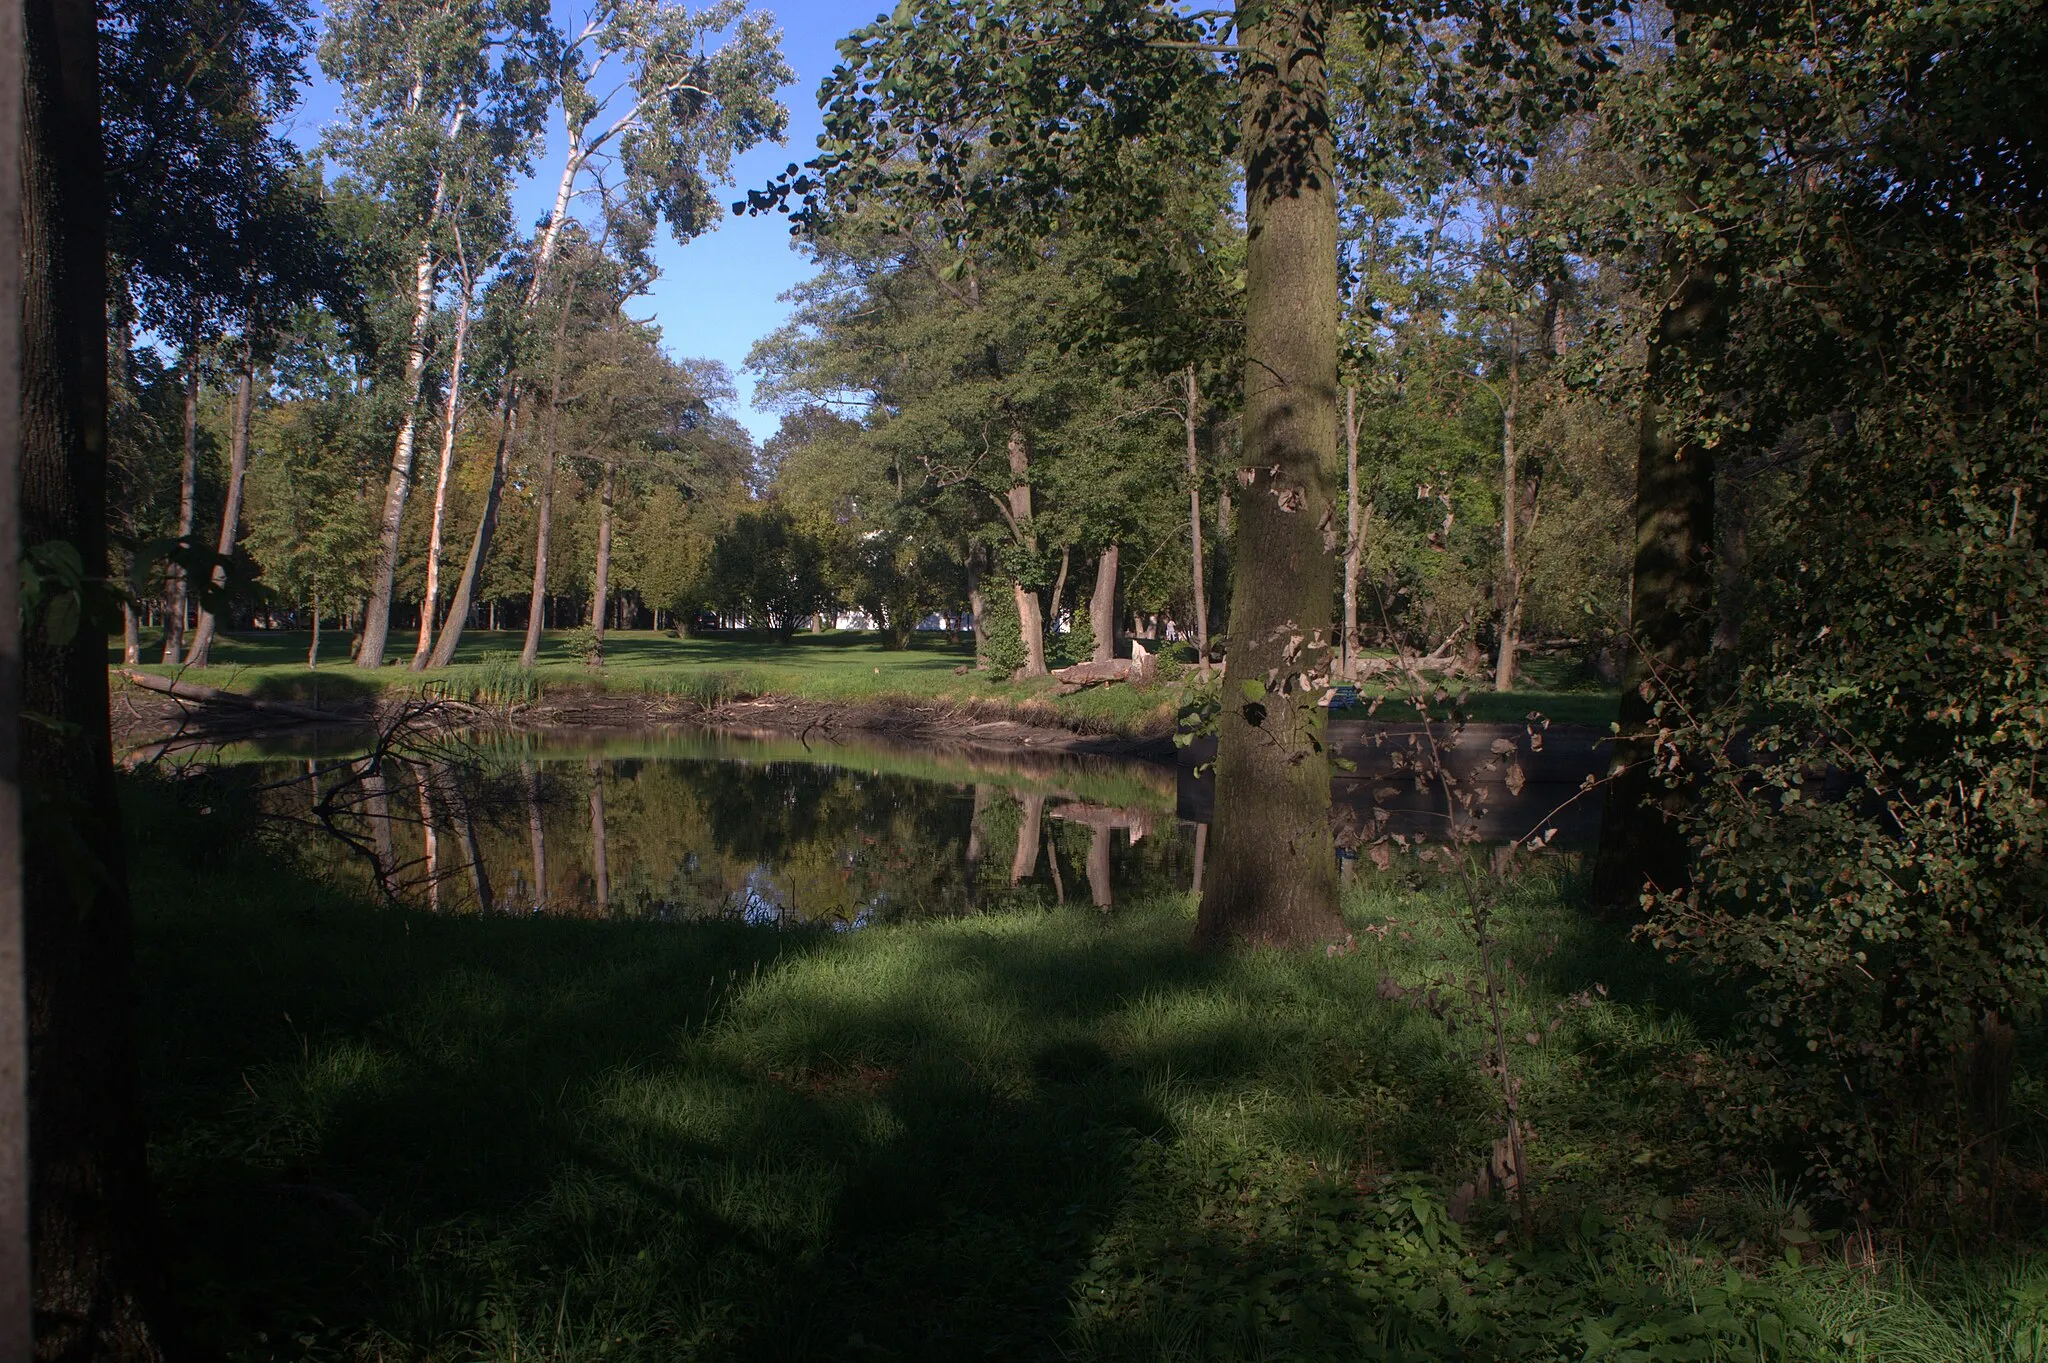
[135, 771, 1463, 1359]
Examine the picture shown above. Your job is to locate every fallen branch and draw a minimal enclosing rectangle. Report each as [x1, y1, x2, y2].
[116, 667, 334, 723]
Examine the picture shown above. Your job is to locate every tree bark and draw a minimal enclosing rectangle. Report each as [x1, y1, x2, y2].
[1591, 261, 1727, 911]
[967, 541, 988, 669]
[1004, 423, 1048, 676]
[184, 355, 254, 667]
[160, 350, 198, 665]
[0, 0, 26, 1339]
[525, 762, 547, 911]
[1186, 366, 1210, 678]
[588, 759, 609, 911]
[357, 233, 441, 668]
[307, 590, 320, 668]
[520, 277, 579, 670]
[426, 380, 519, 668]
[1197, 0, 1345, 950]
[1342, 382, 1361, 678]
[20, 0, 168, 1349]
[590, 458, 615, 648]
[357, 107, 465, 670]
[1493, 341, 1522, 693]
[1086, 826, 1113, 908]
[1010, 792, 1043, 885]
[1090, 544, 1119, 664]
[411, 270, 471, 669]
[119, 602, 139, 665]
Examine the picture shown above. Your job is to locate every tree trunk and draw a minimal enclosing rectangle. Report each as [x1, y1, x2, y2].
[967, 541, 989, 669]
[1186, 366, 1210, 679]
[1010, 792, 1043, 885]
[1197, 0, 1344, 950]
[1086, 826, 1113, 909]
[589, 759, 609, 912]
[1493, 344, 1522, 693]
[1004, 424, 1048, 676]
[20, 0, 168, 1347]
[417, 767, 440, 912]
[412, 270, 471, 669]
[161, 349, 198, 665]
[1342, 382, 1361, 678]
[357, 233, 442, 668]
[185, 356, 254, 667]
[525, 762, 547, 911]
[520, 447, 556, 668]
[1090, 544, 1119, 664]
[590, 458, 615, 647]
[357, 107, 463, 670]
[1591, 261, 1728, 911]
[426, 380, 519, 668]
[307, 591, 320, 668]
[0, 0, 24, 1340]
[120, 602, 139, 665]
[521, 278, 579, 670]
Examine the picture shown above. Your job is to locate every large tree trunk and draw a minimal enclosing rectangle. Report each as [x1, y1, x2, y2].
[525, 762, 547, 911]
[0, 0, 25, 1341]
[119, 602, 139, 665]
[1342, 383, 1361, 677]
[411, 272, 471, 670]
[1090, 544, 1119, 664]
[589, 458, 615, 648]
[426, 380, 519, 668]
[20, 0, 168, 1349]
[160, 350, 198, 665]
[1186, 366, 1210, 678]
[1591, 261, 1728, 911]
[1197, 0, 1345, 950]
[1004, 424, 1048, 676]
[184, 356, 254, 667]
[1493, 344, 1522, 693]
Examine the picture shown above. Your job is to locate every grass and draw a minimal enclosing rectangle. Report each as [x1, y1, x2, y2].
[114, 628, 1619, 737]
[132, 778, 2046, 1361]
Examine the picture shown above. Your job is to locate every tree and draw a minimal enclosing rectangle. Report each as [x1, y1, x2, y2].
[426, 0, 790, 668]
[102, 0, 328, 666]
[705, 507, 834, 640]
[757, 0, 1607, 947]
[325, 0, 553, 668]
[21, 0, 167, 1350]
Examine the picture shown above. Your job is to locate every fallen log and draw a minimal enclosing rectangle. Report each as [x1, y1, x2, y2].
[116, 667, 334, 723]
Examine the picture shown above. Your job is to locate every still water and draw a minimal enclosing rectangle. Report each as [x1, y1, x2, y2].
[249, 730, 1200, 925]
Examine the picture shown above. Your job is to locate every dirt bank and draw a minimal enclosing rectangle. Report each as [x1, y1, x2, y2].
[112, 675, 1177, 763]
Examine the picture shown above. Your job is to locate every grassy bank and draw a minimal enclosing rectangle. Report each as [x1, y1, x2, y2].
[115, 628, 1618, 735]
[134, 783, 2044, 1361]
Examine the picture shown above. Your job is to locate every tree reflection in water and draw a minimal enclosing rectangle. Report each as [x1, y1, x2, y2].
[249, 733, 1199, 927]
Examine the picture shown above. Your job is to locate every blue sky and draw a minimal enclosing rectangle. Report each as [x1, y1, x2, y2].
[282, 0, 883, 444]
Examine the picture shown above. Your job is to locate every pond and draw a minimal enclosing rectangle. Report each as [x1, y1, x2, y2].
[170, 718, 1607, 925]
[220, 729, 1200, 925]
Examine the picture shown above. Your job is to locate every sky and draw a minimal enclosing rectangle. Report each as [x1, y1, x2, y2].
[281, 0, 884, 445]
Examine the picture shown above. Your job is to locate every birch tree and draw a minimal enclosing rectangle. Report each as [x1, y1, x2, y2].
[323, 0, 553, 667]
[427, 0, 790, 667]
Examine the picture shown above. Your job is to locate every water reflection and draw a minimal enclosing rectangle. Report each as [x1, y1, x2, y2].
[258, 731, 1198, 926]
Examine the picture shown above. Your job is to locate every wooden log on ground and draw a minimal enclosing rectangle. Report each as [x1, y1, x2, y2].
[115, 667, 332, 722]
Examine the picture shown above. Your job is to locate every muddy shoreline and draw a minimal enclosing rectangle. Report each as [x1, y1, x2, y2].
[112, 679, 1179, 764]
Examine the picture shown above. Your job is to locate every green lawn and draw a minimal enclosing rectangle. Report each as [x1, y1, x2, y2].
[117, 628, 1617, 736]
[132, 779, 2043, 1361]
